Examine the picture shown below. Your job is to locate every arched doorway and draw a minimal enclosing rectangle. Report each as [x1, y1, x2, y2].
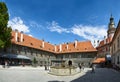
[68, 60, 72, 66]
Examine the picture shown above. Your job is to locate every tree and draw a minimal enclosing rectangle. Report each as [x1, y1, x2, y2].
[0, 2, 12, 51]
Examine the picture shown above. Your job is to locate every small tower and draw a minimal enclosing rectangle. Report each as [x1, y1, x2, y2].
[107, 14, 116, 39]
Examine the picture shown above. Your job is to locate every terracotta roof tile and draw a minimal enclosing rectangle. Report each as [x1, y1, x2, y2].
[55, 41, 97, 53]
[98, 37, 112, 47]
[92, 58, 105, 63]
[11, 30, 97, 54]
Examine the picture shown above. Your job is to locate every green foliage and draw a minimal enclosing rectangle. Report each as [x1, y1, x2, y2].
[0, 39, 4, 48]
[0, 2, 12, 50]
[0, 2, 9, 27]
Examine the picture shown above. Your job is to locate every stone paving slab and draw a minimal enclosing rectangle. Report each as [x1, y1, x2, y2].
[0, 67, 120, 82]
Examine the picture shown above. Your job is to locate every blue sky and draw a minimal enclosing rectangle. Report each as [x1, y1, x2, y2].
[3, 0, 120, 46]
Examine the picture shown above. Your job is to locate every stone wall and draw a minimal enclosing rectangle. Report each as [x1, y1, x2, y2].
[4, 44, 96, 67]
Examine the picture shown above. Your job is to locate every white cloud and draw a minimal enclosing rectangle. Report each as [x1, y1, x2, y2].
[8, 17, 107, 47]
[47, 21, 107, 46]
[8, 17, 30, 33]
[47, 21, 70, 33]
[29, 21, 43, 29]
[29, 21, 45, 33]
[71, 24, 107, 46]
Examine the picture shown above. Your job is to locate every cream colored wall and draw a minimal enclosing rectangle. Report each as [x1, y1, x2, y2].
[111, 31, 120, 67]
[113, 33, 120, 54]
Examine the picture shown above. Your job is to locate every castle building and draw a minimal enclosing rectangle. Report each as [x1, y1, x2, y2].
[111, 20, 120, 67]
[96, 15, 116, 58]
[93, 15, 116, 66]
[0, 29, 97, 67]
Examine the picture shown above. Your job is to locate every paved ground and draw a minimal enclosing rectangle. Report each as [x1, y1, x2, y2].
[0, 66, 120, 82]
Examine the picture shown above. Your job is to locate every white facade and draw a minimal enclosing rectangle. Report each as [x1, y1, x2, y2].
[111, 21, 120, 67]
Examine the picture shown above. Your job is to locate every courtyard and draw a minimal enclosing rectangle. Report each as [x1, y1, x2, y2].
[0, 66, 120, 82]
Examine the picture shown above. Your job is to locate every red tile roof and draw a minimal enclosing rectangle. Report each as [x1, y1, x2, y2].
[98, 37, 112, 47]
[55, 41, 97, 54]
[11, 30, 97, 54]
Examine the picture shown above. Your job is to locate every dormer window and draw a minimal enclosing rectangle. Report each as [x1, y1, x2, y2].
[30, 43, 33, 46]
[23, 39, 24, 42]
[40, 46, 42, 48]
[85, 48, 87, 50]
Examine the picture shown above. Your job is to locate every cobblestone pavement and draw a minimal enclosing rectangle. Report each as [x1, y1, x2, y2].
[0, 66, 120, 82]
[71, 68, 120, 82]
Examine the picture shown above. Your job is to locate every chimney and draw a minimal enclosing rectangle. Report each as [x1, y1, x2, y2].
[66, 43, 69, 50]
[15, 29, 18, 42]
[97, 40, 100, 46]
[59, 44, 62, 52]
[104, 36, 106, 44]
[42, 40, 45, 48]
[94, 40, 96, 47]
[20, 31, 24, 42]
[75, 40, 78, 48]
[54, 45, 56, 52]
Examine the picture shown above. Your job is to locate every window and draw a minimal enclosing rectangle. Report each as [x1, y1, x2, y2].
[31, 49, 33, 55]
[71, 54, 78, 58]
[114, 44, 115, 52]
[22, 47, 24, 51]
[17, 47, 21, 54]
[36, 52, 37, 55]
[117, 56, 119, 64]
[117, 37, 119, 48]
[65, 55, 69, 58]
[112, 46, 113, 54]
[25, 50, 27, 54]
[79, 54, 81, 58]
[40, 61, 43, 65]
[119, 36, 120, 48]
[44, 61, 46, 64]
[40, 54, 43, 57]
[81, 53, 90, 58]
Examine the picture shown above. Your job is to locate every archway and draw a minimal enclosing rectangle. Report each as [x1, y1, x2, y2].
[68, 60, 72, 66]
